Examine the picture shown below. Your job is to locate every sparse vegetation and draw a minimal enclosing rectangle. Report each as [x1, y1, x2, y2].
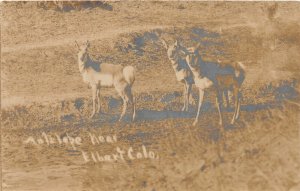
[36, 1, 113, 12]
[1, 1, 300, 191]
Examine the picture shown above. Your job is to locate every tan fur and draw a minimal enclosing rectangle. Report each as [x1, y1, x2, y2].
[76, 40, 136, 121]
[184, 46, 245, 127]
[161, 39, 194, 111]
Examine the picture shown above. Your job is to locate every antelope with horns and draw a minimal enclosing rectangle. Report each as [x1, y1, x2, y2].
[182, 43, 245, 127]
[161, 39, 194, 111]
[75, 40, 136, 121]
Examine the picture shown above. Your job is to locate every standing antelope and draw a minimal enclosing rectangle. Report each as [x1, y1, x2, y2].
[76, 40, 136, 121]
[182, 44, 245, 126]
[161, 39, 194, 111]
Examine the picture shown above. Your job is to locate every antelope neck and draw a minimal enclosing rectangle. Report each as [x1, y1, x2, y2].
[168, 54, 180, 65]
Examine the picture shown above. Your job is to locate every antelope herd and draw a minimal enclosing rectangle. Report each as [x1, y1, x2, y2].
[76, 35, 246, 127]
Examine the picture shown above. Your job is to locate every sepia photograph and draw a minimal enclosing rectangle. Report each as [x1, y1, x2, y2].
[1, 1, 300, 190]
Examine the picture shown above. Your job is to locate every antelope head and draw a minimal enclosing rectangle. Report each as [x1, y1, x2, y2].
[184, 42, 202, 68]
[161, 39, 187, 61]
[76, 40, 91, 63]
[75, 40, 90, 52]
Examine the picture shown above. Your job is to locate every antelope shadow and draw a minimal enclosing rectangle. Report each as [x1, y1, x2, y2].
[137, 102, 279, 121]
[101, 101, 281, 123]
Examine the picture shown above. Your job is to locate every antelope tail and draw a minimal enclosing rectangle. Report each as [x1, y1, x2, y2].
[235, 61, 246, 85]
[123, 66, 136, 85]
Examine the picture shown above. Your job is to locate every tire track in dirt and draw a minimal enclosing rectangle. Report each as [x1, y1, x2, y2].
[2, 25, 168, 53]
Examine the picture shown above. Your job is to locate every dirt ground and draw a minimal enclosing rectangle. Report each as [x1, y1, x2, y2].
[1, 1, 300, 191]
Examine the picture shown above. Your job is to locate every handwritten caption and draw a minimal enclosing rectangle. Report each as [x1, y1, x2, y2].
[23, 132, 159, 163]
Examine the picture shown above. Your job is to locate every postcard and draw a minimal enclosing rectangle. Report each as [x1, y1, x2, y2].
[1, 1, 299, 190]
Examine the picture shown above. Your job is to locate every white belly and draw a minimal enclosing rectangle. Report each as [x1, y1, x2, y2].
[175, 70, 186, 81]
[194, 77, 213, 89]
[82, 71, 114, 87]
[96, 74, 114, 87]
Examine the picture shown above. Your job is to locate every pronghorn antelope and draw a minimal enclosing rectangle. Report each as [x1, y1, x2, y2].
[161, 39, 194, 111]
[182, 44, 245, 126]
[75, 40, 136, 121]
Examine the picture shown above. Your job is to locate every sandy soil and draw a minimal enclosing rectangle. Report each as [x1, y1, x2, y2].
[1, 1, 300, 191]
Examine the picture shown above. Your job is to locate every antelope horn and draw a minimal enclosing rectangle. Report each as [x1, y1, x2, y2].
[75, 41, 80, 49]
[174, 39, 178, 46]
[195, 42, 201, 50]
[161, 38, 168, 49]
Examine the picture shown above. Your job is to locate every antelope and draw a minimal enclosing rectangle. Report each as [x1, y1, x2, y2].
[182, 43, 245, 127]
[75, 40, 136, 121]
[161, 39, 194, 111]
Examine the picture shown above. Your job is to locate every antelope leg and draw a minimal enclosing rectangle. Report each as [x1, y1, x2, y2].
[96, 87, 101, 113]
[181, 83, 187, 111]
[119, 97, 127, 122]
[127, 86, 136, 121]
[231, 89, 239, 124]
[186, 83, 192, 111]
[235, 93, 241, 120]
[132, 97, 136, 122]
[216, 91, 223, 126]
[90, 85, 97, 118]
[224, 90, 230, 110]
[193, 88, 204, 126]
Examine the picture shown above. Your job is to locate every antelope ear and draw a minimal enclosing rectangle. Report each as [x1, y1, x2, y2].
[178, 42, 188, 55]
[161, 39, 168, 49]
[195, 42, 201, 50]
[86, 40, 90, 47]
[75, 41, 80, 50]
[185, 55, 191, 64]
[174, 40, 178, 46]
[180, 49, 187, 55]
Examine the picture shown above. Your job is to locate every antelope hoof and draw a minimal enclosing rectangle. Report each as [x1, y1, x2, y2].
[230, 119, 235, 125]
[132, 115, 136, 122]
[235, 115, 239, 120]
[132, 110, 136, 121]
[192, 120, 198, 126]
[89, 113, 95, 119]
[189, 97, 195, 105]
[219, 126, 225, 135]
[219, 120, 223, 126]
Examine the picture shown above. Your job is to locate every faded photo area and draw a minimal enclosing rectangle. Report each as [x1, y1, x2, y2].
[1, 1, 300, 191]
